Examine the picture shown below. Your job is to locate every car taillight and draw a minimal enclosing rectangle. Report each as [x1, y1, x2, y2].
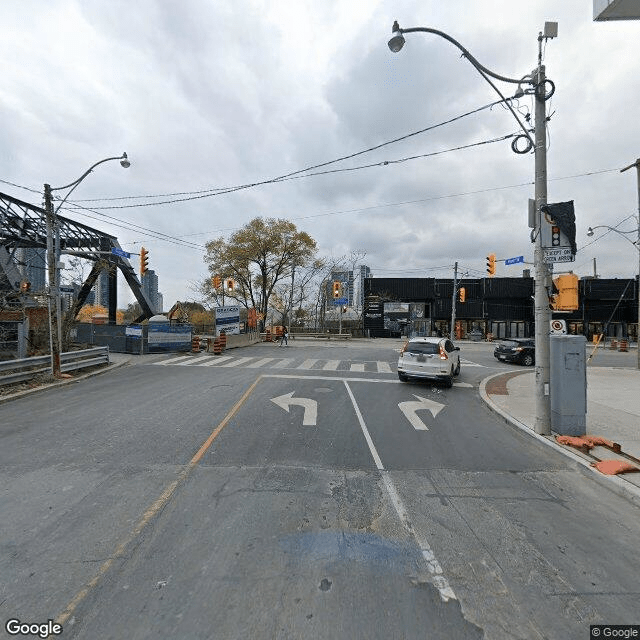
[439, 345, 448, 360]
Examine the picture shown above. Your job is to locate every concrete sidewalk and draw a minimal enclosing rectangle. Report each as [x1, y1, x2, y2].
[481, 367, 640, 506]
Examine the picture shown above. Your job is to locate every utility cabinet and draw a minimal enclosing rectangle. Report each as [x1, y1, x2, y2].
[550, 334, 587, 435]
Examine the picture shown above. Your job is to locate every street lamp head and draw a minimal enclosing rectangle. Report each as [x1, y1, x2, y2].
[587, 227, 594, 237]
[388, 21, 405, 53]
[120, 152, 131, 169]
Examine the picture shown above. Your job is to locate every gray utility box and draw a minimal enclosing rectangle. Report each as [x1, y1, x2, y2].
[550, 334, 587, 435]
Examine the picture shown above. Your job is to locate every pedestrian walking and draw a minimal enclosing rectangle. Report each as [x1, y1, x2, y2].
[279, 329, 288, 346]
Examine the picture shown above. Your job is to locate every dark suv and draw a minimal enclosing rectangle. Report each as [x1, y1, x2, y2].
[493, 338, 535, 366]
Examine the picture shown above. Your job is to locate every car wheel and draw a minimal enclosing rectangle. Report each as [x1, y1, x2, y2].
[522, 353, 534, 366]
[398, 372, 408, 382]
[454, 361, 461, 376]
[443, 373, 454, 388]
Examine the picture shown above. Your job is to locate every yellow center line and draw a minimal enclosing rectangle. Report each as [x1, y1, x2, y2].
[53, 375, 263, 630]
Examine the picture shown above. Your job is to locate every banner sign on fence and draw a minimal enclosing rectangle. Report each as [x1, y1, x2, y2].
[216, 306, 240, 335]
[147, 323, 192, 349]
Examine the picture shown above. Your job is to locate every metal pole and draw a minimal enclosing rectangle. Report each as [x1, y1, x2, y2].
[450, 261, 458, 341]
[533, 44, 551, 435]
[44, 183, 61, 377]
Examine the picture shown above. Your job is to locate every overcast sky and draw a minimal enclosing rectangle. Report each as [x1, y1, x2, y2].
[1, 1, 639, 308]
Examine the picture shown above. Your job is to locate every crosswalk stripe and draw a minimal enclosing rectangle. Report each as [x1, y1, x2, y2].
[177, 355, 211, 365]
[157, 355, 192, 366]
[220, 357, 255, 367]
[272, 358, 295, 369]
[200, 356, 233, 366]
[350, 363, 365, 372]
[323, 360, 340, 370]
[376, 361, 393, 373]
[246, 357, 276, 368]
[297, 359, 318, 369]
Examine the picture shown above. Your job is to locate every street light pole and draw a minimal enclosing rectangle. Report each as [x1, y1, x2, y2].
[44, 153, 130, 376]
[620, 158, 640, 370]
[388, 22, 555, 434]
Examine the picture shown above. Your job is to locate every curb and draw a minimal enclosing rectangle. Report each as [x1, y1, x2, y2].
[0, 356, 132, 405]
[479, 371, 640, 509]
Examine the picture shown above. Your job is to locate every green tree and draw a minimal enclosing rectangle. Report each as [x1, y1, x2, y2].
[203, 217, 317, 322]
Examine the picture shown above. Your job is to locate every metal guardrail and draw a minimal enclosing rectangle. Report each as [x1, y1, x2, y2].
[0, 347, 110, 386]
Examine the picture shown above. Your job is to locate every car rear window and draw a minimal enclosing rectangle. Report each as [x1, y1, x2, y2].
[406, 342, 440, 355]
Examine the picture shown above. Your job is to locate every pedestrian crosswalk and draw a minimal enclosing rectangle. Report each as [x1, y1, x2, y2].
[152, 353, 399, 374]
[151, 354, 488, 374]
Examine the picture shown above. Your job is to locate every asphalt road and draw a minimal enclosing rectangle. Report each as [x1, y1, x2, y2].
[1, 339, 638, 639]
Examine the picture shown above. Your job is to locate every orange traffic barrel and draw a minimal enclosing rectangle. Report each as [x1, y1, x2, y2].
[619, 339, 629, 352]
[219, 331, 227, 349]
[265, 330, 272, 342]
[213, 338, 222, 355]
[191, 336, 200, 352]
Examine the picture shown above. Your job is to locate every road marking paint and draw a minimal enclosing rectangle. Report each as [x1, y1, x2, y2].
[200, 356, 233, 366]
[343, 380, 457, 603]
[297, 358, 318, 369]
[272, 358, 295, 369]
[322, 360, 340, 370]
[156, 355, 192, 365]
[177, 355, 211, 365]
[398, 395, 445, 431]
[271, 391, 318, 425]
[220, 357, 255, 367]
[54, 376, 263, 627]
[246, 357, 276, 368]
[349, 363, 365, 372]
[376, 361, 393, 373]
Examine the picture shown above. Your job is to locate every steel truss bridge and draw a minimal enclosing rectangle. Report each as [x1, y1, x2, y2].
[0, 191, 154, 323]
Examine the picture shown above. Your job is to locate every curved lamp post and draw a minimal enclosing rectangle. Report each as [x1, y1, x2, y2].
[587, 210, 640, 369]
[388, 21, 557, 434]
[44, 153, 130, 376]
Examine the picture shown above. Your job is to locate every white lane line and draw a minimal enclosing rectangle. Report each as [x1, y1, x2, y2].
[220, 357, 254, 367]
[272, 358, 295, 369]
[246, 358, 276, 368]
[376, 361, 393, 374]
[350, 363, 365, 372]
[200, 356, 233, 366]
[177, 355, 211, 365]
[297, 359, 318, 370]
[343, 380, 457, 603]
[322, 360, 340, 370]
[156, 355, 192, 366]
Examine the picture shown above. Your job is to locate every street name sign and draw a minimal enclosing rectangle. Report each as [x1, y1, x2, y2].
[504, 256, 524, 265]
[333, 298, 348, 305]
[111, 247, 131, 259]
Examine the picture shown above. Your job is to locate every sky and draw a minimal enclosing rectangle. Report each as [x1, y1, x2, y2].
[1, 1, 639, 309]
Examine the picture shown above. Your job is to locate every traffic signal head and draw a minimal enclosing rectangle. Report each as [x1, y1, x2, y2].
[140, 247, 149, 277]
[20, 281, 31, 293]
[459, 287, 466, 303]
[333, 281, 341, 299]
[486, 253, 496, 277]
[226, 278, 234, 292]
[212, 275, 222, 289]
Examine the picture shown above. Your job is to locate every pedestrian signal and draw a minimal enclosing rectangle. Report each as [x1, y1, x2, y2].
[333, 281, 341, 299]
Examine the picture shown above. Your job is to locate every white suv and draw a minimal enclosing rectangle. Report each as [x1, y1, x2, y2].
[397, 337, 461, 387]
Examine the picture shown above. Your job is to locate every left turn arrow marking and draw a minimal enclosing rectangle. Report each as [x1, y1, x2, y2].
[271, 391, 318, 426]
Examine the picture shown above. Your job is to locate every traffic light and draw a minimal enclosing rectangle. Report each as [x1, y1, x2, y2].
[550, 273, 579, 311]
[20, 281, 30, 293]
[486, 253, 496, 277]
[459, 287, 466, 303]
[226, 278, 234, 292]
[333, 281, 341, 299]
[140, 247, 149, 277]
[212, 275, 222, 289]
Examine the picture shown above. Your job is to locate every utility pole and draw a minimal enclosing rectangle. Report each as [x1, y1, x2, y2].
[44, 183, 61, 377]
[533, 36, 552, 435]
[620, 158, 640, 370]
[450, 261, 458, 341]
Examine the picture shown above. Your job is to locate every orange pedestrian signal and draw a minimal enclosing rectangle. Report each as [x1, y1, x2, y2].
[140, 247, 149, 277]
[226, 278, 235, 292]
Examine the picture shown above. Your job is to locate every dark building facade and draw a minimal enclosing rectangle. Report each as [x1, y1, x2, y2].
[364, 276, 638, 340]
